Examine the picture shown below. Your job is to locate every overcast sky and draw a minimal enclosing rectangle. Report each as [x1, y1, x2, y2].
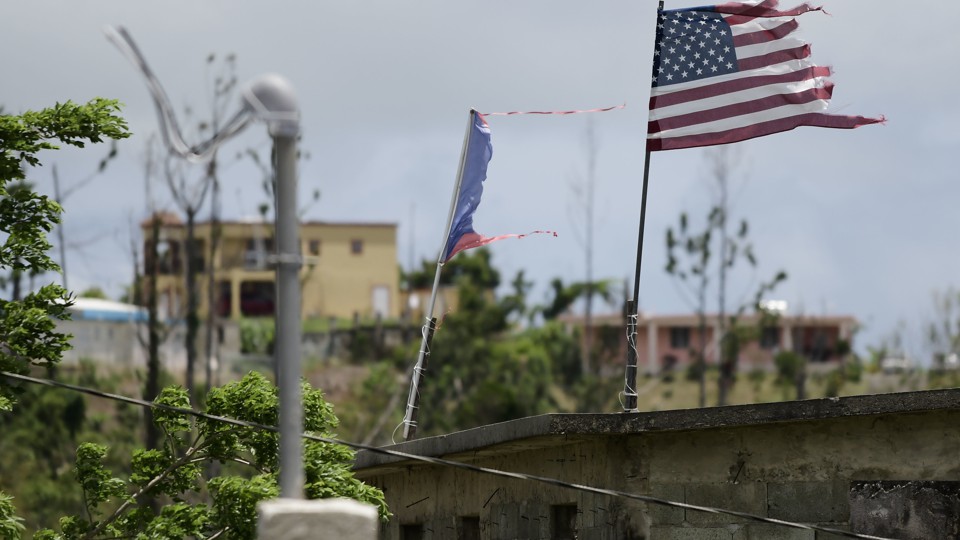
[2, 1, 958, 360]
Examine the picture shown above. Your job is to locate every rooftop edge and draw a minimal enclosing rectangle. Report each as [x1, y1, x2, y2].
[354, 388, 960, 470]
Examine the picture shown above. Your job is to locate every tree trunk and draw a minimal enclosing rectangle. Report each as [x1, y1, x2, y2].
[717, 330, 738, 406]
[204, 172, 221, 394]
[145, 215, 162, 451]
[184, 209, 199, 397]
[52, 164, 68, 290]
[9, 265, 23, 300]
[718, 359, 732, 406]
[697, 308, 707, 408]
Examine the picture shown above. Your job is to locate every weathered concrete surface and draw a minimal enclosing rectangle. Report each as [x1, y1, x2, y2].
[257, 498, 378, 540]
[767, 481, 848, 523]
[684, 483, 765, 526]
[649, 526, 732, 540]
[732, 524, 813, 540]
[849, 481, 960, 539]
[355, 388, 960, 471]
[355, 389, 960, 539]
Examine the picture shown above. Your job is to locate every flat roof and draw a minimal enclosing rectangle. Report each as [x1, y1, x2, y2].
[558, 312, 858, 326]
[67, 298, 147, 323]
[354, 388, 960, 472]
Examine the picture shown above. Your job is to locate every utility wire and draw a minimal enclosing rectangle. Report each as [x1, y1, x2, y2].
[0, 371, 894, 540]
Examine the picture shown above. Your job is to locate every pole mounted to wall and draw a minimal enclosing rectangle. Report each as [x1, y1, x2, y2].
[623, 0, 663, 412]
[623, 148, 651, 413]
[402, 317, 437, 441]
[402, 109, 476, 441]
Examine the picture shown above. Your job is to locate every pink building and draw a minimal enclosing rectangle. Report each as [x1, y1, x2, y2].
[559, 311, 857, 375]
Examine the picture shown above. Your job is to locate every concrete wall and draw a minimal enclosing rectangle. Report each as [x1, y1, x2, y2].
[364, 438, 645, 540]
[58, 318, 241, 375]
[356, 395, 960, 539]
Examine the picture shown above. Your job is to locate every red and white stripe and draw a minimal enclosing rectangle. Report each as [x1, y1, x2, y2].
[647, 1, 882, 151]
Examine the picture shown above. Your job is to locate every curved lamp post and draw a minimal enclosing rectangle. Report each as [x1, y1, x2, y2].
[106, 26, 305, 498]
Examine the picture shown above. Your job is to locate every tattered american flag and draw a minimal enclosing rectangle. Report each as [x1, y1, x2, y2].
[647, 0, 883, 151]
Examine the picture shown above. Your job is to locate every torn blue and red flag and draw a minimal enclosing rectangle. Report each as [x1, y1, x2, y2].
[647, 0, 883, 151]
[441, 112, 554, 262]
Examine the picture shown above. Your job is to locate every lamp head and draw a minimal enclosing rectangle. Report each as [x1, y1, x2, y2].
[241, 73, 301, 138]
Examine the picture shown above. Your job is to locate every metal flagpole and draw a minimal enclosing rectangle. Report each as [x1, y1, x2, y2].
[402, 109, 476, 440]
[623, 148, 651, 412]
[624, 0, 664, 412]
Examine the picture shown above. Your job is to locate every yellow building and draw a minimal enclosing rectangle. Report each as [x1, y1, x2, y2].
[143, 214, 399, 321]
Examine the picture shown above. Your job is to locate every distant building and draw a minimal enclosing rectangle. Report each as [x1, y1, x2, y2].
[142, 215, 399, 321]
[58, 297, 146, 367]
[58, 297, 245, 373]
[558, 311, 857, 374]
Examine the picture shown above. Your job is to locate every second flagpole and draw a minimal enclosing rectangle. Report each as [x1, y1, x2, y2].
[623, 147, 652, 412]
[402, 109, 476, 440]
[623, 0, 663, 412]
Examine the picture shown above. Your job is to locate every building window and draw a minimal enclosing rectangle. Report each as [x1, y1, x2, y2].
[239, 281, 275, 317]
[245, 237, 274, 252]
[351, 239, 364, 255]
[551, 504, 578, 540]
[308, 239, 321, 256]
[244, 237, 274, 269]
[760, 326, 779, 349]
[400, 524, 423, 540]
[217, 281, 232, 317]
[670, 326, 691, 349]
[811, 328, 829, 362]
[459, 517, 480, 540]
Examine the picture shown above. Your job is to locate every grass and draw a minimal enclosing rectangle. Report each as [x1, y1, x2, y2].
[242, 315, 408, 334]
[632, 367, 882, 412]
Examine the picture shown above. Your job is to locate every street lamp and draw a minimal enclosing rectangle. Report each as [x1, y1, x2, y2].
[106, 26, 305, 498]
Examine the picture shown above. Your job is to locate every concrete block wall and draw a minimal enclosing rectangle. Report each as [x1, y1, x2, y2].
[357, 395, 960, 540]
[370, 439, 646, 539]
[637, 412, 960, 539]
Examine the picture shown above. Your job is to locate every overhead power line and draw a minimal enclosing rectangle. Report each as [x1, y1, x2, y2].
[0, 371, 893, 540]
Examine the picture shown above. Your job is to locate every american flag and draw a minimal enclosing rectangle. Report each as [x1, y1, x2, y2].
[647, 0, 883, 151]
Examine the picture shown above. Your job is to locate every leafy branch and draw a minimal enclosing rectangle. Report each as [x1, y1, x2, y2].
[33, 372, 388, 540]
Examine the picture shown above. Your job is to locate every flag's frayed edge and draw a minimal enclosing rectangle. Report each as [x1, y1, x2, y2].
[444, 230, 558, 262]
[480, 104, 625, 117]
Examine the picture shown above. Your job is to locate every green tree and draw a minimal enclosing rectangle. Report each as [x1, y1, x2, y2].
[1, 181, 44, 301]
[15, 372, 387, 540]
[410, 250, 568, 434]
[774, 350, 807, 400]
[0, 99, 130, 411]
[665, 148, 786, 407]
[538, 278, 616, 322]
[404, 248, 501, 290]
[78, 287, 108, 300]
[664, 209, 713, 406]
[926, 287, 960, 368]
[0, 492, 25, 539]
[0, 364, 136, 536]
